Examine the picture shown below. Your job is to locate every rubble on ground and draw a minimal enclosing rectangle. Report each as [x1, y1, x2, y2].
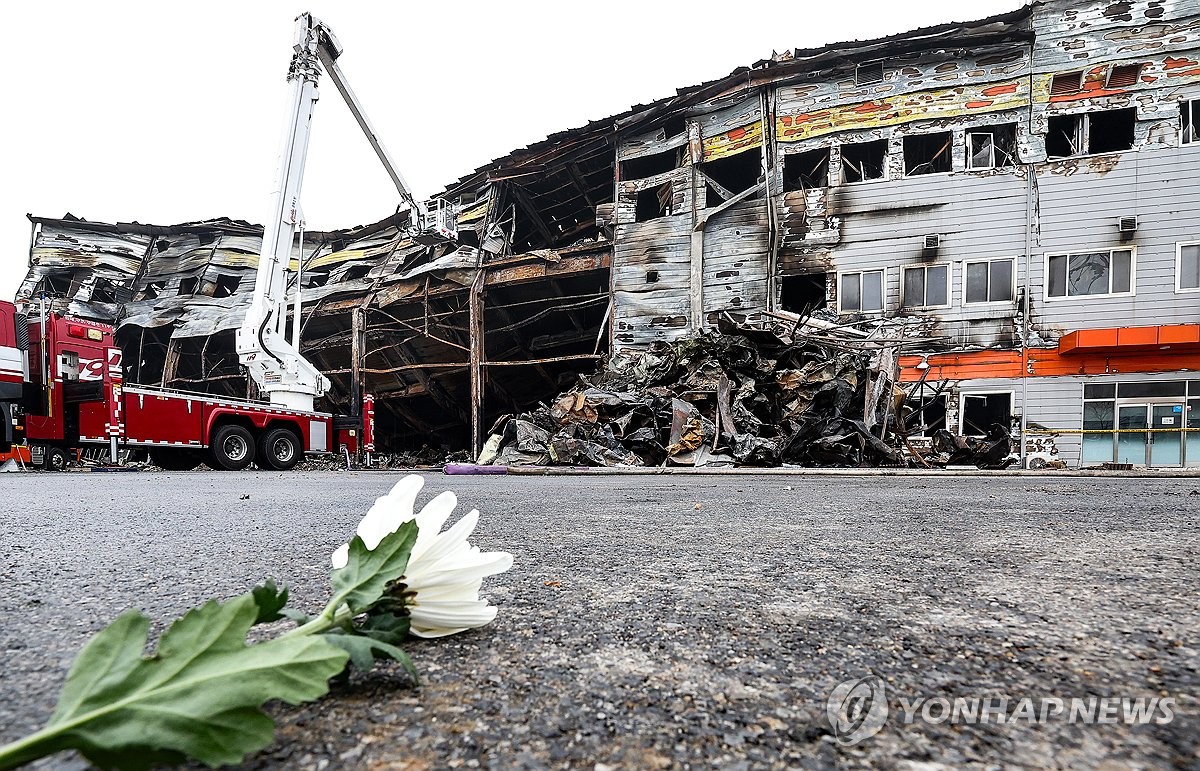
[478, 315, 916, 468]
[931, 425, 1015, 469]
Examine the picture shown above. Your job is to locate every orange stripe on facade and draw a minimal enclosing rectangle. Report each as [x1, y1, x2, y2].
[899, 325, 1200, 382]
[900, 349, 1200, 382]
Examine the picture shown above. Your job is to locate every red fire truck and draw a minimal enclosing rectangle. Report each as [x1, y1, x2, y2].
[0, 301, 23, 455]
[2, 14, 449, 471]
[5, 306, 373, 471]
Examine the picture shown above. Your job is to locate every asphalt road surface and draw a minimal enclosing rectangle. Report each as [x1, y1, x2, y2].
[1, 471, 1197, 769]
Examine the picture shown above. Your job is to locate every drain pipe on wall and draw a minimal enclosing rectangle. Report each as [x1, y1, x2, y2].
[1021, 164, 1035, 468]
[1019, 37, 1038, 469]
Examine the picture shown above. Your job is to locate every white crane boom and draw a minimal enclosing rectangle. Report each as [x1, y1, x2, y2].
[236, 12, 454, 412]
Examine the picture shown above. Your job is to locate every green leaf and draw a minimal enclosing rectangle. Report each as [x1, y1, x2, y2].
[330, 520, 418, 614]
[360, 612, 411, 646]
[250, 578, 289, 625]
[5, 593, 350, 770]
[278, 607, 312, 624]
[322, 632, 418, 681]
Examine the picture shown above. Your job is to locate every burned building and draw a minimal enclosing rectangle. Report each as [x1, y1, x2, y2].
[18, 0, 1200, 467]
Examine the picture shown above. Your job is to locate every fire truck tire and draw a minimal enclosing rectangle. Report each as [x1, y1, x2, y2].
[42, 446, 69, 472]
[257, 428, 301, 471]
[149, 448, 203, 471]
[209, 425, 256, 471]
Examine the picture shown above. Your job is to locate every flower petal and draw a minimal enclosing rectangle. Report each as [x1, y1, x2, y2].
[356, 475, 424, 550]
[331, 543, 349, 569]
[407, 552, 514, 589]
[409, 600, 498, 638]
[407, 510, 480, 576]
[410, 490, 458, 561]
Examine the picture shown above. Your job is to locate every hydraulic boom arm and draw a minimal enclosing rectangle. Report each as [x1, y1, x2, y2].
[236, 13, 454, 411]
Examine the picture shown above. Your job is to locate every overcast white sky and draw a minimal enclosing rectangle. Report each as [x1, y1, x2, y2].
[3, 0, 1023, 298]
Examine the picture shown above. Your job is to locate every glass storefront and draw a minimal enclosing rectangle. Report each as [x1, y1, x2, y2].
[1081, 380, 1200, 467]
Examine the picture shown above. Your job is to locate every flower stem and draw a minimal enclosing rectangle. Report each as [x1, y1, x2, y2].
[0, 723, 69, 770]
[280, 603, 354, 639]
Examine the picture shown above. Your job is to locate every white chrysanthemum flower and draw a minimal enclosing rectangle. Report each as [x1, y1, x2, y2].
[331, 475, 513, 638]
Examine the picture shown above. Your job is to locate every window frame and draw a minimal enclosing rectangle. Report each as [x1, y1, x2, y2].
[900, 263, 952, 310]
[962, 256, 1016, 306]
[1046, 108, 1137, 160]
[958, 390, 1015, 437]
[1177, 241, 1200, 294]
[1043, 247, 1137, 301]
[839, 139, 889, 185]
[837, 268, 888, 314]
[965, 123, 1018, 171]
[1182, 98, 1198, 146]
[902, 131, 954, 177]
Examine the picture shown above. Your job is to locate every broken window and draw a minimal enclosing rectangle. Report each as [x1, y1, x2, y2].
[856, 62, 884, 86]
[961, 392, 1012, 436]
[621, 147, 682, 180]
[38, 275, 72, 296]
[966, 124, 1017, 170]
[342, 264, 371, 281]
[903, 132, 952, 176]
[213, 275, 241, 298]
[1183, 99, 1198, 145]
[1047, 249, 1133, 298]
[1089, 108, 1137, 154]
[137, 281, 166, 301]
[699, 151, 761, 207]
[1179, 243, 1200, 291]
[1046, 108, 1136, 158]
[964, 257, 1014, 303]
[178, 277, 198, 296]
[901, 264, 949, 308]
[905, 393, 947, 437]
[783, 148, 831, 191]
[635, 183, 673, 222]
[663, 116, 687, 140]
[1107, 63, 1142, 89]
[841, 139, 887, 183]
[779, 273, 828, 313]
[839, 269, 884, 313]
[90, 278, 119, 304]
[1050, 71, 1084, 97]
[154, 239, 172, 254]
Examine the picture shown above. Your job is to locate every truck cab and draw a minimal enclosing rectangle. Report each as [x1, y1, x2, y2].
[0, 300, 27, 452]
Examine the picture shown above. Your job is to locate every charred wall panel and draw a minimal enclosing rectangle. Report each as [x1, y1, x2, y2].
[1032, 146, 1200, 338]
[701, 198, 769, 322]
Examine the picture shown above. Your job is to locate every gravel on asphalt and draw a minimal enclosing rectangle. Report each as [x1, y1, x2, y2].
[0, 471, 1196, 769]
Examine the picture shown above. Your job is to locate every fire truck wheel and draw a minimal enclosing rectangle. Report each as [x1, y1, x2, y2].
[42, 446, 69, 472]
[209, 425, 256, 471]
[258, 428, 301, 471]
[148, 448, 203, 471]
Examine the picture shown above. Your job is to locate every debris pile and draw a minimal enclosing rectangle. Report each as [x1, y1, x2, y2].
[479, 318, 908, 468]
[930, 425, 1015, 469]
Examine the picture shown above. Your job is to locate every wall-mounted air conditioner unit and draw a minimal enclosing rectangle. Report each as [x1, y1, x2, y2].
[923, 234, 941, 250]
[1118, 215, 1138, 233]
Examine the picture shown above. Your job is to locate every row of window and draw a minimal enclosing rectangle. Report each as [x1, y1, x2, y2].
[783, 124, 1017, 191]
[838, 243, 1200, 313]
[841, 258, 1015, 313]
[779, 99, 1200, 192]
[627, 98, 1200, 222]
